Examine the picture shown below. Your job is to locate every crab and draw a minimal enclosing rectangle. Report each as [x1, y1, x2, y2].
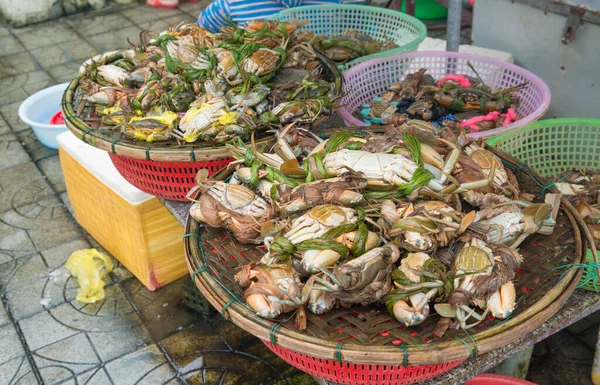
[189, 178, 276, 244]
[277, 172, 366, 214]
[434, 237, 522, 329]
[312, 243, 401, 306]
[235, 262, 305, 320]
[284, 204, 358, 244]
[300, 226, 381, 273]
[123, 111, 179, 142]
[242, 48, 282, 77]
[386, 252, 447, 326]
[381, 200, 469, 253]
[468, 195, 559, 248]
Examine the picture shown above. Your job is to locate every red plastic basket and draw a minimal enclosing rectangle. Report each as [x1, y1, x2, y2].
[263, 341, 465, 385]
[109, 153, 233, 201]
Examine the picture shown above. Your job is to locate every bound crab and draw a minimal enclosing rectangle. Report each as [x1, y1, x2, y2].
[468, 193, 560, 248]
[312, 243, 401, 306]
[235, 262, 307, 327]
[434, 236, 523, 331]
[188, 170, 276, 244]
[380, 199, 471, 253]
[386, 252, 451, 326]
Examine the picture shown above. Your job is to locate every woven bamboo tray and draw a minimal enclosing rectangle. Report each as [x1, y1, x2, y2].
[183, 147, 590, 379]
[61, 52, 343, 162]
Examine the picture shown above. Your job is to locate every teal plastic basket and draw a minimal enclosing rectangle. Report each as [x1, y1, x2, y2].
[487, 118, 600, 291]
[270, 5, 427, 71]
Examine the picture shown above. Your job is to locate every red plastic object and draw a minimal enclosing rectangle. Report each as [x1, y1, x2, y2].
[466, 374, 537, 385]
[263, 341, 465, 385]
[108, 153, 234, 201]
[50, 111, 64, 125]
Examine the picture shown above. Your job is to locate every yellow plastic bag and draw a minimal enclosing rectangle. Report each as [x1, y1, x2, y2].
[65, 249, 114, 303]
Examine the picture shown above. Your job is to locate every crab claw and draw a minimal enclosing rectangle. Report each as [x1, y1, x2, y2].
[391, 295, 430, 327]
[246, 292, 283, 319]
[487, 281, 516, 319]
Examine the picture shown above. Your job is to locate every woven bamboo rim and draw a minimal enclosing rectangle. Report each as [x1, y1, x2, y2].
[184, 147, 590, 366]
[61, 52, 344, 162]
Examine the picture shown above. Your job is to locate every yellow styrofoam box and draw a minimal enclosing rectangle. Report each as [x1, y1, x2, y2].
[57, 131, 186, 290]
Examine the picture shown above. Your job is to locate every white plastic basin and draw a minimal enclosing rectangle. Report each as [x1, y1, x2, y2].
[18, 83, 70, 149]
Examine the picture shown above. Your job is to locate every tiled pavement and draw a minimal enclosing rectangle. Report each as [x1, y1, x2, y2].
[0, 1, 596, 384]
[0, 1, 314, 384]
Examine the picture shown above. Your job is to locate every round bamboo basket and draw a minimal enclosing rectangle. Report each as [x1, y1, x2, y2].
[61, 52, 343, 200]
[183, 146, 592, 384]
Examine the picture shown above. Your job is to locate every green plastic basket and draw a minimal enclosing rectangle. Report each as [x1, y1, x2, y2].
[487, 118, 600, 291]
[270, 5, 427, 71]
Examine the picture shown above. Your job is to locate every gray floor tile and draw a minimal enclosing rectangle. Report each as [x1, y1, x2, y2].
[104, 344, 177, 385]
[178, 0, 208, 16]
[0, 253, 49, 293]
[37, 155, 66, 193]
[16, 129, 58, 162]
[0, 101, 29, 132]
[0, 162, 55, 213]
[40, 238, 91, 269]
[46, 62, 82, 84]
[0, 228, 36, 266]
[4, 271, 75, 321]
[67, 13, 135, 36]
[0, 71, 56, 108]
[19, 309, 79, 351]
[86, 26, 142, 53]
[0, 52, 42, 79]
[0, 203, 79, 248]
[59, 191, 74, 217]
[0, 303, 8, 327]
[12, 22, 79, 50]
[42, 289, 150, 361]
[0, 356, 33, 385]
[0, 135, 32, 170]
[0, 26, 10, 37]
[25, 214, 83, 252]
[0, 35, 26, 56]
[33, 333, 100, 384]
[30, 39, 97, 70]
[71, 367, 113, 385]
[0, 324, 25, 364]
[87, 321, 152, 362]
[122, 277, 197, 341]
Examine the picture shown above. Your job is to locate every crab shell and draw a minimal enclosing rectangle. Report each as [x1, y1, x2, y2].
[284, 204, 357, 244]
[333, 243, 401, 292]
[398, 252, 431, 283]
[242, 48, 281, 77]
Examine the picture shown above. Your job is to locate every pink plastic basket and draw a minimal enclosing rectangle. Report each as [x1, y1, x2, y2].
[337, 51, 551, 139]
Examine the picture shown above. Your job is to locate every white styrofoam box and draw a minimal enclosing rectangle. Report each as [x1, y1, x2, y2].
[57, 131, 153, 205]
[418, 37, 514, 63]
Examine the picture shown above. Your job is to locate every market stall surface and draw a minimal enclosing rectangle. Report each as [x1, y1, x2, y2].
[0, 1, 596, 384]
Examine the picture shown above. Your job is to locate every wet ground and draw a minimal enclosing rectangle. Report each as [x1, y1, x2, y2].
[0, 1, 596, 384]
